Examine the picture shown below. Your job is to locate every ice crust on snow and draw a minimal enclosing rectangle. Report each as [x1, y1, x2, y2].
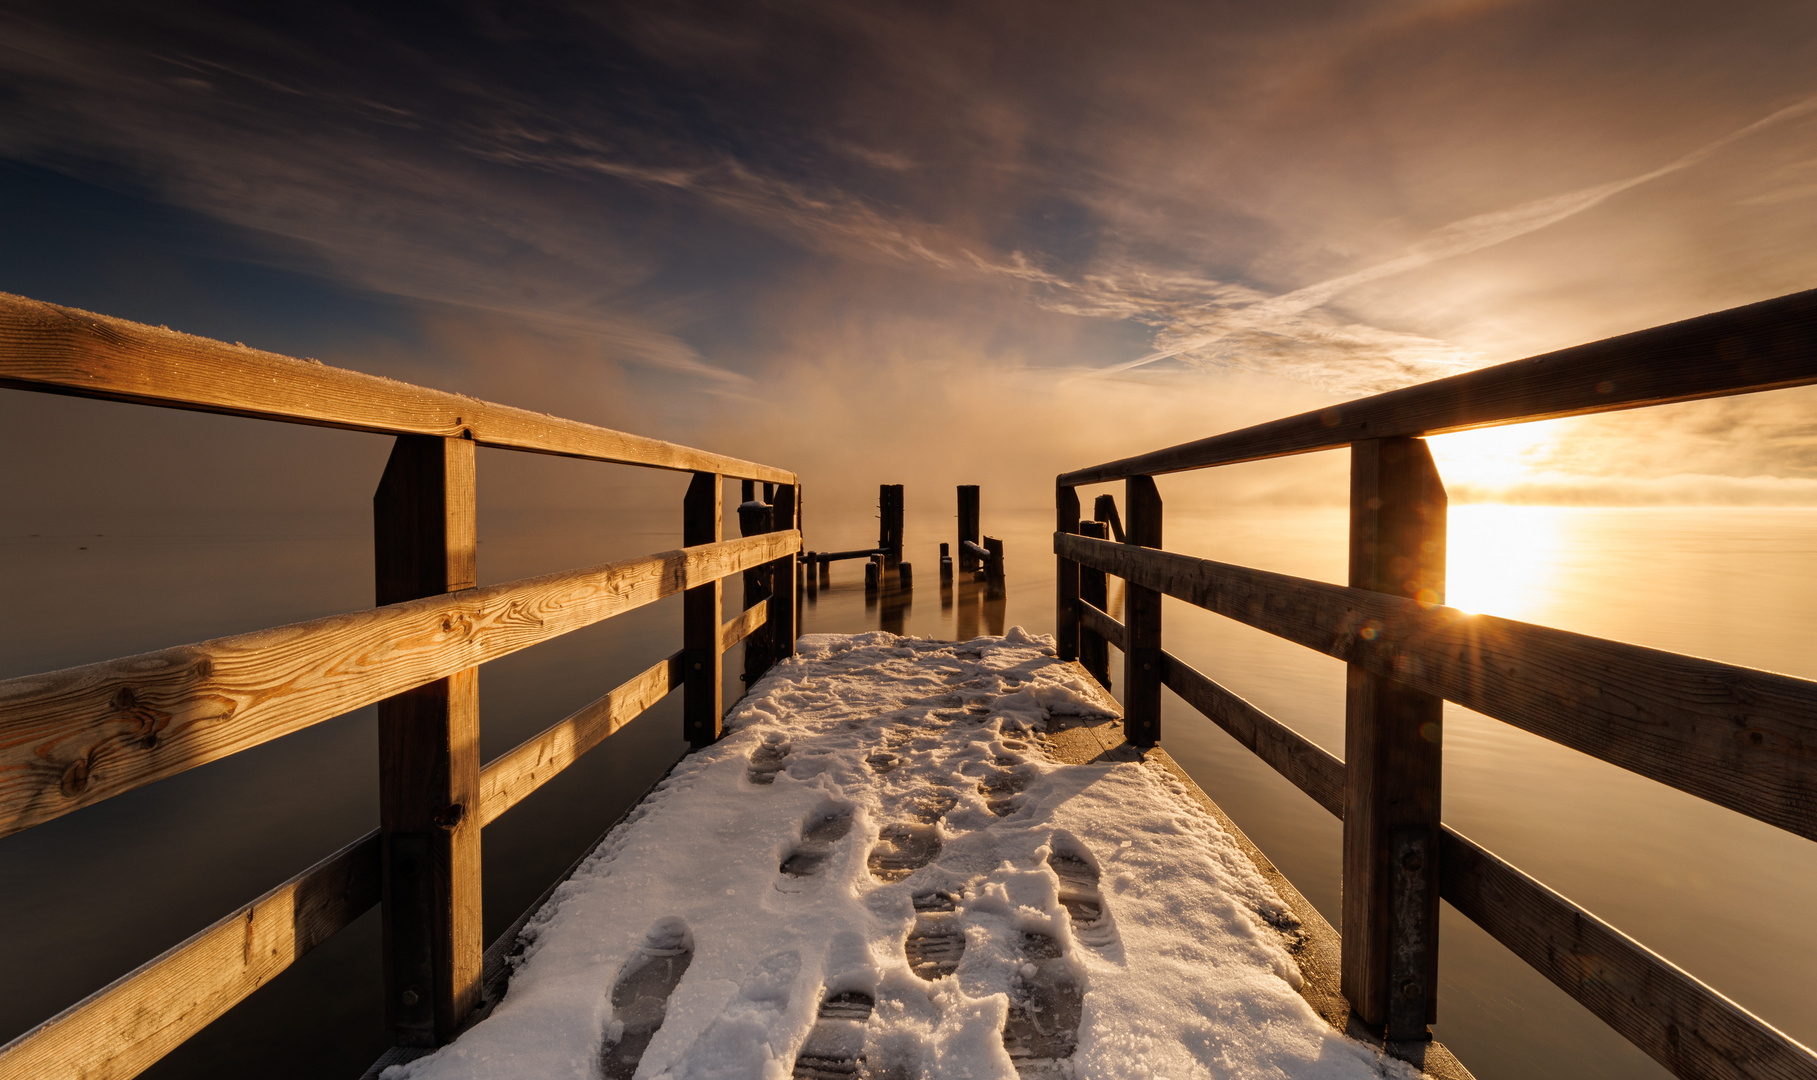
[387, 630, 1415, 1080]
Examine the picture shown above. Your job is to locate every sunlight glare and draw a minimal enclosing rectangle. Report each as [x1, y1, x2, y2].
[1444, 504, 1566, 620]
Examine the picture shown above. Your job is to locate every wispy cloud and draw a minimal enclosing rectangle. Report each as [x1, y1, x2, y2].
[1089, 92, 1817, 382]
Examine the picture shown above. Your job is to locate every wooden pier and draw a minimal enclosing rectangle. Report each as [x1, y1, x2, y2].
[1, 285, 1816, 1077]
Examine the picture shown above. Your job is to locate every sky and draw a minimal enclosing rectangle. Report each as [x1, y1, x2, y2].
[3, 0, 1817, 518]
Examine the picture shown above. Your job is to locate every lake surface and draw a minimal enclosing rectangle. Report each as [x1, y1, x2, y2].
[3, 500, 1813, 1079]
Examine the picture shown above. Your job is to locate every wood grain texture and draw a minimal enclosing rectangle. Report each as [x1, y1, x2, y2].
[1441, 828, 1817, 1080]
[1158, 650, 1346, 819]
[720, 601, 769, 653]
[372, 435, 482, 1043]
[1343, 437, 1447, 1034]
[0, 530, 799, 839]
[0, 830, 380, 1080]
[1054, 531, 1817, 841]
[0, 292, 793, 485]
[1155, 643, 1816, 1078]
[1059, 287, 1817, 485]
[475, 653, 683, 828]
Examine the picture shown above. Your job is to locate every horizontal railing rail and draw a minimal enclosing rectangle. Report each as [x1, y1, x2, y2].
[0, 292, 793, 484]
[1058, 532, 1817, 843]
[1060, 286, 1817, 485]
[1055, 287, 1817, 1079]
[1087, 604, 1817, 1080]
[0, 531, 798, 839]
[0, 293, 804, 1079]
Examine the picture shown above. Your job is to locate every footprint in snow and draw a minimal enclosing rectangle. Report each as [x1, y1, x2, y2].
[978, 769, 1029, 817]
[867, 794, 955, 883]
[599, 917, 693, 1080]
[791, 990, 874, 1079]
[1001, 931, 1083, 1072]
[903, 892, 965, 981]
[778, 805, 854, 888]
[748, 738, 791, 785]
[1048, 834, 1116, 949]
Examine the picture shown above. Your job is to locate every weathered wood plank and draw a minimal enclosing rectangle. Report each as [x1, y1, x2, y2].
[1122, 477, 1163, 747]
[1054, 531, 1817, 841]
[720, 601, 768, 653]
[1155, 644, 1817, 1079]
[1441, 828, 1817, 1080]
[475, 653, 683, 827]
[1056, 486, 1081, 662]
[373, 435, 482, 1042]
[1157, 651, 1345, 819]
[0, 530, 799, 839]
[1076, 521, 1111, 686]
[1343, 437, 1446, 1036]
[0, 830, 381, 1080]
[0, 292, 793, 485]
[1060, 287, 1817, 485]
[1078, 599, 1125, 652]
[683, 473, 723, 748]
[769, 484, 798, 664]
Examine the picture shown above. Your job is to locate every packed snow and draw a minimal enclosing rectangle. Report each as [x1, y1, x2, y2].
[387, 630, 1417, 1080]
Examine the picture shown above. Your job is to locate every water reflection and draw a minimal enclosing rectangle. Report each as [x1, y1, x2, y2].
[805, 551, 1005, 640]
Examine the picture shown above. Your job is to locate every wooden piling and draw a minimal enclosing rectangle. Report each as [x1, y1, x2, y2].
[957, 485, 980, 572]
[879, 484, 904, 566]
[1342, 437, 1446, 1040]
[939, 541, 953, 583]
[1122, 476, 1162, 747]
[373, 434, 483, 1045]
[683, 472, 723, 748]
[983, 535, 1005, 600]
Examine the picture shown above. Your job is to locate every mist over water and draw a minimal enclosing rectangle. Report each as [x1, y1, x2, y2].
[4, 492, 1813, 1079]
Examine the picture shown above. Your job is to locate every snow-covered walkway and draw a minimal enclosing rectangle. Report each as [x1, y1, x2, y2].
[387, 631, 1420, 1080]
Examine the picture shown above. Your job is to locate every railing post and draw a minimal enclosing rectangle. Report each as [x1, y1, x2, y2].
[957, 484, 981, 573]
[1123, 476, 1162, 746]
[683, 472, 723, 747]
[1077, 520, 1110, 687]
[737, 481, 774, 686]
[373, 434, 482, 1045]
[770, 482, 799, 664]
[1342, 437, 1447, 1041]
[1055, 484, 1080, 660]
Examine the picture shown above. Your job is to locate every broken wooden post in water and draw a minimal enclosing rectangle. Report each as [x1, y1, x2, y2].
[939, 541, 953, 583]
[983, 535, 1006, 600]
[957, 484, 980, 573]
[879, 483, 904, 566]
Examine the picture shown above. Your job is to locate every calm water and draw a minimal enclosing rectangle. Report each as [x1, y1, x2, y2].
[4, 500, 1814, 1079]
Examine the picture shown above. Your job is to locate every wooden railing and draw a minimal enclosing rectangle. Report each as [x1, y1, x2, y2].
[1055, 287, 1817, 1080]
[0, 293, 802, 1077]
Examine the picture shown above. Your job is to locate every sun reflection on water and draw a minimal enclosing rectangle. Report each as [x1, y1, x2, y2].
[1443, 504, 1567, 621]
